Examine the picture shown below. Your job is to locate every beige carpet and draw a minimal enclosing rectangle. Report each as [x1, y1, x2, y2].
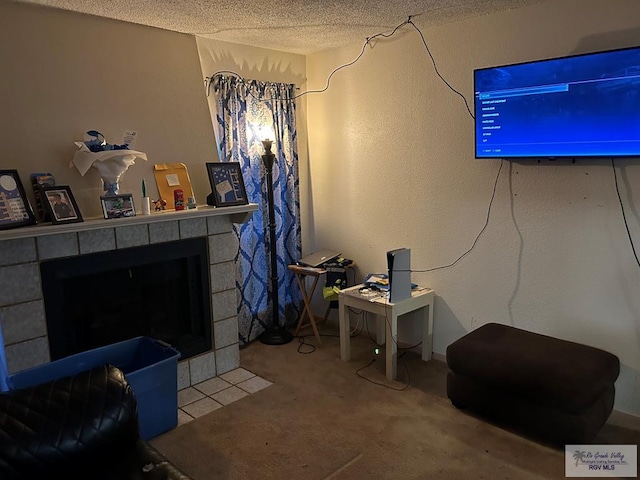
[151, 326, 640, 479]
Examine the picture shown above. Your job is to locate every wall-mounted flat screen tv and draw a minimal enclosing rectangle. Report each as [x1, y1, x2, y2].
[474, 46, 640, 159]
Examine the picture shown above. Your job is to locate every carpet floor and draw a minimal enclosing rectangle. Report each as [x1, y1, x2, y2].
[151, 325, 640, 479]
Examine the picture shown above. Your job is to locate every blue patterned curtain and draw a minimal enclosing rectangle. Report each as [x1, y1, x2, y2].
[0, 314, 9, 392]
[209, 74, 302, 344]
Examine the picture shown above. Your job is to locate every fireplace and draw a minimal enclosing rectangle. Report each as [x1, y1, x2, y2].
[40, 237, 212, 361]
[0, 205, 257, 390]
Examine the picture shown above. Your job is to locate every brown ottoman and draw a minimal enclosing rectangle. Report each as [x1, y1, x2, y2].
[446, 323, 620, 445]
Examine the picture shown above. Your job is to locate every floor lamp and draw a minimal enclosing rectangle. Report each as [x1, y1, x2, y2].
[259, 139, 293, 345]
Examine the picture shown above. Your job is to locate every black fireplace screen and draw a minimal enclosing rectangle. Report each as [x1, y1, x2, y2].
[40, 237, 212, 361]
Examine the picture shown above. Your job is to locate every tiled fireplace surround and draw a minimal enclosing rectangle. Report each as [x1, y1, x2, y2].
[0, 205, 256, 390]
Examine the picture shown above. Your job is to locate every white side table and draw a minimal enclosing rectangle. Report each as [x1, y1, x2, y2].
[338, 285, 435, 381]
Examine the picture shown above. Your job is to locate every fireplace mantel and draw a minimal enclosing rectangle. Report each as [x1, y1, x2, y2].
[0, 203, 258, 241]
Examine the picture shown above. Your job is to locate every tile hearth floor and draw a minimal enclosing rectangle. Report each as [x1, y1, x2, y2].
[177, 367, 272, 425]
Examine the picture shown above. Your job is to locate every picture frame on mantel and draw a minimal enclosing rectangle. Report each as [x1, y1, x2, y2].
[100, 193, 136, 219]
[42, 186, 83, 225]
[0, 169, 37, 230]
[206, 162, 248, 207]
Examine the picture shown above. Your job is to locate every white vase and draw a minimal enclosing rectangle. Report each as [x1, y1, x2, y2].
[71, 148, 148, 196]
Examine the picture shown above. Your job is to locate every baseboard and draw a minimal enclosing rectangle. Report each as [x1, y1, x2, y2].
[608, 408, 640, 427]
[432, 352, 446, 363]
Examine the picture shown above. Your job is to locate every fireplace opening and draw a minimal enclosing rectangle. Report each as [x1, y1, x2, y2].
[40, 237, 212, 361]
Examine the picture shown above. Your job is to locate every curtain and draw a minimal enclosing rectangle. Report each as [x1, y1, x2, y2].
[0, 315, 9, 392]
[209, 74, 302, 345]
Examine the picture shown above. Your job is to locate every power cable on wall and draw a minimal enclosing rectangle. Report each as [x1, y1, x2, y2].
[611, 158, 640, 268]
[407, 18, 474, 119]
[205, 16, 474, 114]
[206, 16, 503, 276]
[287, 18, 412, 100]
[205, 19, 413, 100]
[412, 159, 504, 273]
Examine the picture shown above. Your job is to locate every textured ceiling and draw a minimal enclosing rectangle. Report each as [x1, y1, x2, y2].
[17, 0, 545, 55]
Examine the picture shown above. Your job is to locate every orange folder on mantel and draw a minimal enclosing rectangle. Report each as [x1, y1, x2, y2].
[153, 163, 195, 206]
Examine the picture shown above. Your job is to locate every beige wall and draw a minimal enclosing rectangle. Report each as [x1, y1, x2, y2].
[0, 2, 217, 218]
[307, 0, 640, 415]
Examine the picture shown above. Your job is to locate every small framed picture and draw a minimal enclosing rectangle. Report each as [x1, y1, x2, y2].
[100, 194, 136, 219]
[205, 162, 248, 207]
[42, 186, 83, 224]
[30, 172, 56, 222]
[0, 169, 37, 230]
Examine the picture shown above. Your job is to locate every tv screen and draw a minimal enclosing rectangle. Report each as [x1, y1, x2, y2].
[474, 46, 640, 159]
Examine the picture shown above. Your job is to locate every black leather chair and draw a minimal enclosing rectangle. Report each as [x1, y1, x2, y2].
[0, 364, 191, 479]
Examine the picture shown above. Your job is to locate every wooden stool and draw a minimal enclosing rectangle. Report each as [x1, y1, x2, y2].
[288, 264, 326, 345]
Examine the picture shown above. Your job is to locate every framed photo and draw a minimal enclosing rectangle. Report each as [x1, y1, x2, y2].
[30, 172, 56, 222]
[100, 194, 135, 219]
[42, 186, 83, 224]
[205, 162, 248, 207]
[0, 169, 37, 230]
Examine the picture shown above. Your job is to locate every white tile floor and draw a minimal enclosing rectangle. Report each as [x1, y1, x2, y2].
[177, 367, 272, 425]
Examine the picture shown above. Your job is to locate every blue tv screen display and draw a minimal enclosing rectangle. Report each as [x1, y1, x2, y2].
[474, 46, 640, 158]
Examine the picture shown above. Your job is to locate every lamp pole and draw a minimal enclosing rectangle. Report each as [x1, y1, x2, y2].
[259, 139, 293, 345]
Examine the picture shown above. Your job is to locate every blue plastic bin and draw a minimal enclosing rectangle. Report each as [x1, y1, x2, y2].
[7, 336, 181, 440]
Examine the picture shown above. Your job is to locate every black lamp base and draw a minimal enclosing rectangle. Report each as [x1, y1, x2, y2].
[259, 326, 294, 345]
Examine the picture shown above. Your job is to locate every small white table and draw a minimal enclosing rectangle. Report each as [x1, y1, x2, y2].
[338, 285, 435, 381]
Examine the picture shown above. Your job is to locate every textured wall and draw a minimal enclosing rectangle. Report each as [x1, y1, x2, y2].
[306, 0, 640, 415]
[0, 1, 216, 219]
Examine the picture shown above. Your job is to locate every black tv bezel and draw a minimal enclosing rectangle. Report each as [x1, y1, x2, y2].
[473, 45, 640, 160]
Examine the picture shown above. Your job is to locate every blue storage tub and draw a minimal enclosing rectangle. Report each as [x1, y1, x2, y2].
[7, 336, 181, 440]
